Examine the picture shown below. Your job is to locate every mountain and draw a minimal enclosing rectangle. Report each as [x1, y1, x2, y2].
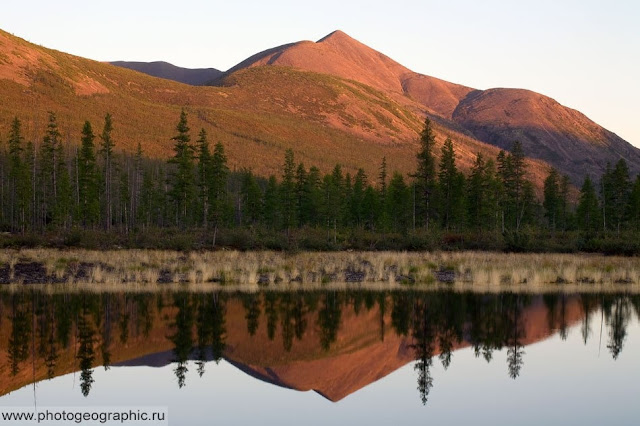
[217, 30, 640, 183]
[110, 61, 222, 85]
[1, 27, 638, 185]
[0, 28, 529, 184]
[452, 88, 640, 183]
[219, 30, 474, 119]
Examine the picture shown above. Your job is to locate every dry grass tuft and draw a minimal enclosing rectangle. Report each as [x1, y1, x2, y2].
[1, 249, 639, 293]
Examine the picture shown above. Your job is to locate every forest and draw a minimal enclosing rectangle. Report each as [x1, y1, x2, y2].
[1, 110, 640, 253]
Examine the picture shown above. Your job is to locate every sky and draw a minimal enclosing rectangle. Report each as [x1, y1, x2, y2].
[2, 0, 639, 146]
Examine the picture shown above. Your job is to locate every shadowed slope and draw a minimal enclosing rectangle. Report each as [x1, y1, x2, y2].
[110, 61, 222, 86]
[453, 89, 640, 182]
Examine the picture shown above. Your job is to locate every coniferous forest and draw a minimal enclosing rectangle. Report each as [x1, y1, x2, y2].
[1, 110, 640, 253]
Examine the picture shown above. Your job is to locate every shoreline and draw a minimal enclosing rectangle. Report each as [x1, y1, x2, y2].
[1, 249, 639, 292]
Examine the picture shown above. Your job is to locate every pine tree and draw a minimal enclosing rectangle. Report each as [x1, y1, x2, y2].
[53, 151, 73, 228]
[196, 129, 211, 228]
[387, 172, 411, 233]
[295, 163, 308, 226]
[558, 174, 571, 231]
[467, 153, 493, 231]
[609, 159, 631, 233]
[77, 121, 100, 227]
[263, 175, 280, 229]
[280, 149, 297, 233]
[168, 109, 195, 227]
[350, 168, 368, 227]
[577, 175, 601, 234]
[497, 142, 529, 231]
[40, 112, 62, 226]
[303, 166, 322, 227]
[378, 157, 390, 231]
[100, 113, 115, 230]
[209, 141, 228, 245]
[118, 166, 131, 232]
[240, 170, 263, 226]
[415, 118, 437, 230]
[323, 165, 344, 244]
[438, 138, 464, 230]
[7, 117, 28, 232]
[628, 176, 640, 231]
[543, 168, 560, 230]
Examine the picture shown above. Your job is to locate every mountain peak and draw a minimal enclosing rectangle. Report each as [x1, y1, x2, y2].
[317, 30, 353, 43]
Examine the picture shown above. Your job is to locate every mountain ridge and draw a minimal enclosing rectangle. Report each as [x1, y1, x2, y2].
[213, 28, 640, 183]
[109, 60, 222, 85]
[1, 27, 638, 186]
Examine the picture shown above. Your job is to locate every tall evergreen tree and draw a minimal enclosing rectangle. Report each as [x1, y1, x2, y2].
[628, 176, 640, 231]
[77, 121, 100, 227]
[576, 175, 601, 234]
[415, 118, 437, 230]
[295, 163, 308, 226]
[280, 149, 297, 233]
[467, 153, 498, 231]
[543, 168, 560, 230]
[350, 168, 368, 227]
[209, 142, 228, 244]
[7, 117, 28, 232]
[378, 157, 390, 231]
[438, 137, 464, 230]
[606, 159, 631, 233]
[168, 109, 195, 227]
[196, 129, 211, 227]
[100, 113, 115, 230]
[263, 175, 280, 229]
[40, 112, 63, 227]
[497, 142, 530, 231]
[240, 169, 263, 226]
[387, 172, 411, 233]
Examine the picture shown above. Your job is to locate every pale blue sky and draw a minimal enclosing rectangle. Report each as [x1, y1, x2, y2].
[2, 0, 639, 146]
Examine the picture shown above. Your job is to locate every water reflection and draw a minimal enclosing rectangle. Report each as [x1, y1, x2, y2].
[0, 290, 638, 404]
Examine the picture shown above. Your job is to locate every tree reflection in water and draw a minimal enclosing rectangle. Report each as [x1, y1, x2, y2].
[0, 290, 636, 401]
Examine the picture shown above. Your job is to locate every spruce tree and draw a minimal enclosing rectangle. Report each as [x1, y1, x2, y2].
[196, 129, 211, 227]
[543, 168, 560, 230]
[628, 176, 640, 231]
[577, 175, 601, 234]
[209, 141, 228, 244]
[387, 172, 411, 233]
[7, 117, 27, 232]
[415, 118, 437, 230]
[40, 112, 62, 226]
[438, 137, 464, 230]
[497, 142, 529, 231]
[77, 121, 100, 227]
[350, 168, 367, 227]
[280, 149, 297, 233]
[100, 113, 115, 230]
[168, 109, 195, 227]
[263, 175, 280, 229]
[295, 163, 308, 226]
[240, 170, 263, 226]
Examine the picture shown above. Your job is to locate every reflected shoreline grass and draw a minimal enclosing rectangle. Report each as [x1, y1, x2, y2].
[1, 249, 639, 293]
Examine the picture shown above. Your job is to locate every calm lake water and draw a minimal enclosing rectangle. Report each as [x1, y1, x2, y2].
[0, 290, 638, 425]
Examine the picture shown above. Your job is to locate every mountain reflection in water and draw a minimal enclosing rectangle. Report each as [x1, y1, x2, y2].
[0, 290, 637, 405]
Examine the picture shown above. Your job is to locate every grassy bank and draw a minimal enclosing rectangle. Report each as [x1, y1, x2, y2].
[1, 249, 639, 293]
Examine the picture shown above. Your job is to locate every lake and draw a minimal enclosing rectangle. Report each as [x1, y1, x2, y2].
[0, 289, 638, 425]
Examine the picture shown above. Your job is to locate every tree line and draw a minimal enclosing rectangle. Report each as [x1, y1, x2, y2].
[1, 111, 640, 251]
